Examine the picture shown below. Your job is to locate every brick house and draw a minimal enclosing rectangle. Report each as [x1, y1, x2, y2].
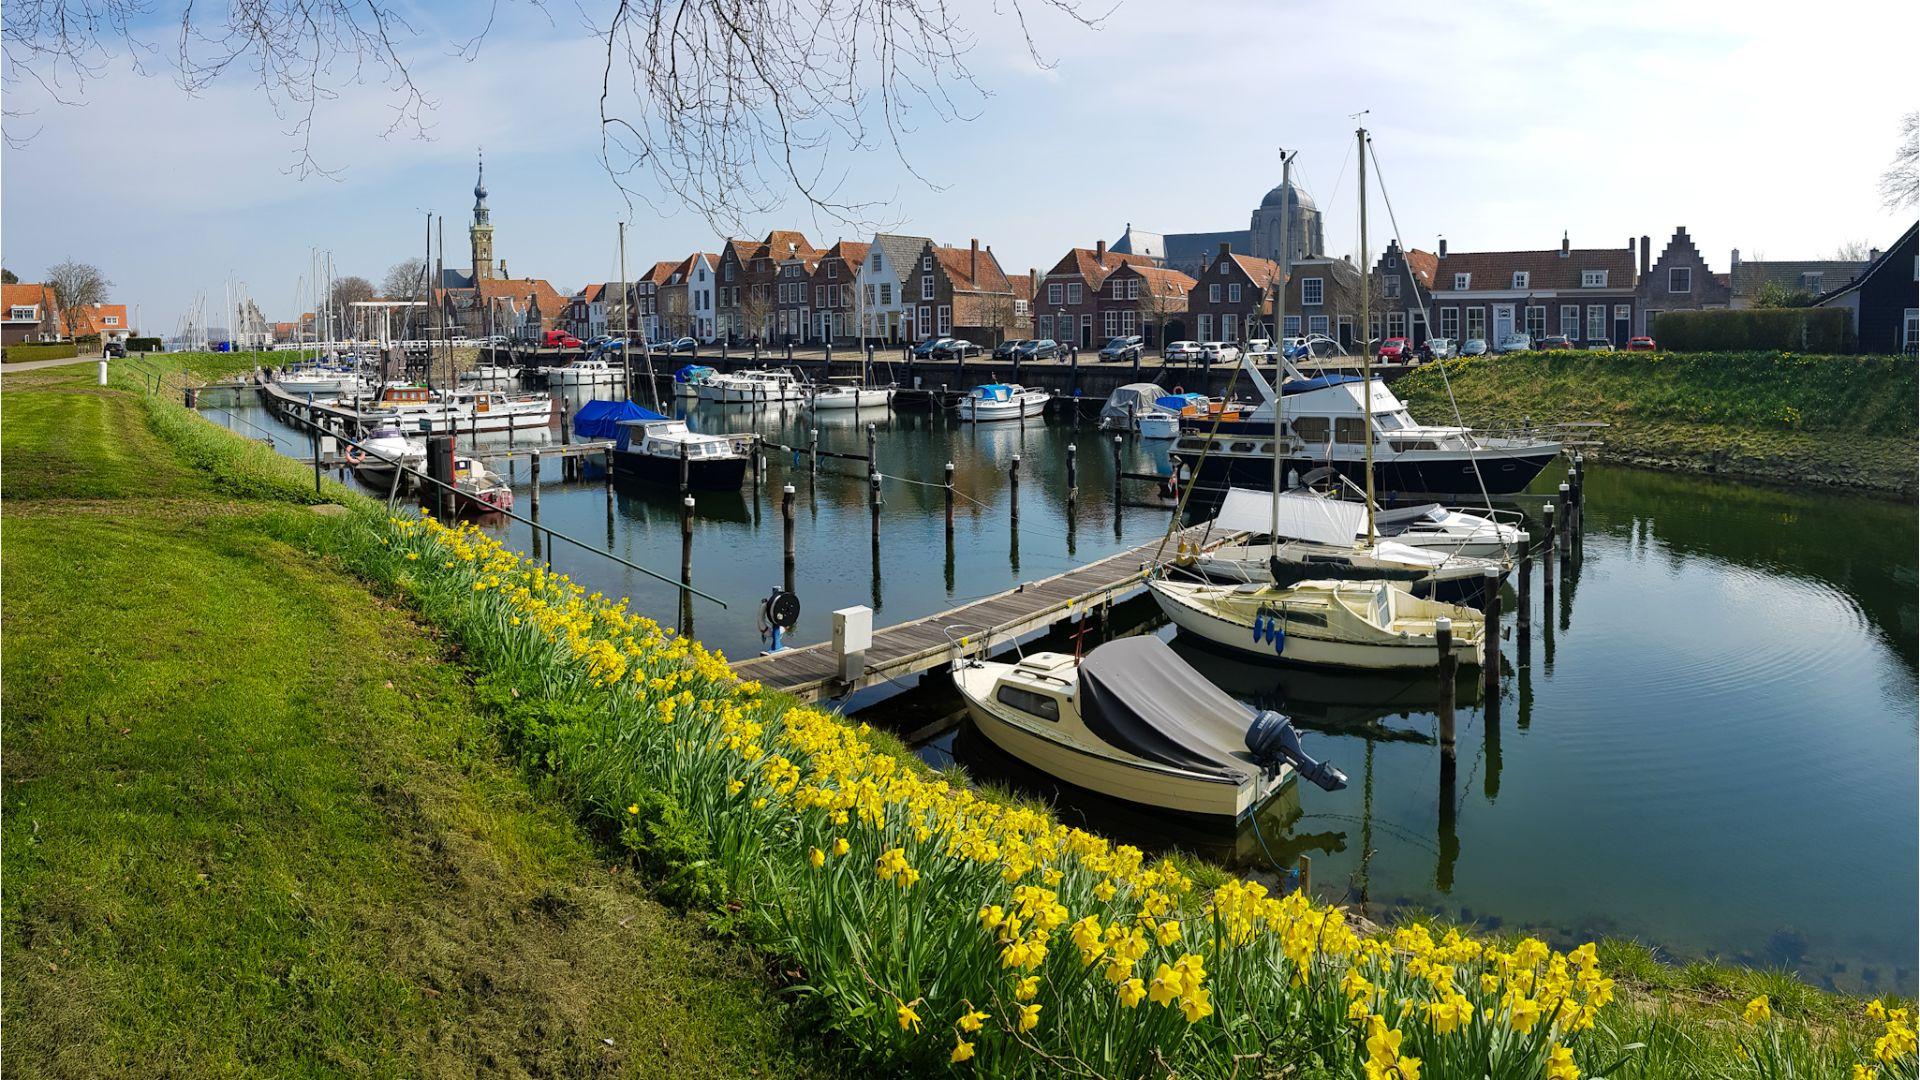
[714, 239, 758, 343]
[1815, 221, 1918, 355]
[1093, 262, 1195, 347]
[1370, 240, 1438, 345]
[563, 283, 608, 339]
[1634, 227, 1733, 337]
[1035, 241, 1157, 350]
[808, 240, 869, 344]
[3, 283, 64, 345]
[66, 302, 134, 345]
[1278, 255, 1367, 347]
[921, 239, 1029, 346]
[635, 260, 679, 342]
[1187, 244, 1281, 345]
[436, 277, 568, 340]
[1729, 252, 1869, 309]
[1428, 235, 1639, 347]
[773, 250, 820, 344]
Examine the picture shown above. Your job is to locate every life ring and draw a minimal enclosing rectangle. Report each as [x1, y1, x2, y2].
[343, 446, 368, 466]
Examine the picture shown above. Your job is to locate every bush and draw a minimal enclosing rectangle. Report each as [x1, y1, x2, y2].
[1655, 308, 1856, 352]
[128, 337, 163, 353]
[2, 342, 80, 363]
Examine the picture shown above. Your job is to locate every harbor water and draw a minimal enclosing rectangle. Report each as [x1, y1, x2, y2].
[204, 383, 1918, 993]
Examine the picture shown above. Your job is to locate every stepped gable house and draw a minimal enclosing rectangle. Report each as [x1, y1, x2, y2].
[1187, 244, 1283, 345]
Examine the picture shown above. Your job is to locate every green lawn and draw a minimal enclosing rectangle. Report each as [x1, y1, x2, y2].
[1, 365, 821, 1076]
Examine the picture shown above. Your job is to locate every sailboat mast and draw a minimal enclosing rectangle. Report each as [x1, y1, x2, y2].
[1271, 150, 1293, 550]
[1356, 124, 1375, 542]
[619, 221, 633, 403]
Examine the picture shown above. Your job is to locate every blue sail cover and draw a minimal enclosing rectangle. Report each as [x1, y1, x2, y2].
[973, 383, 1013, 402]
[1281, 374, 1363, 396]
[574, 399, 664, 448]
[675, 364, 716, 383]
[1156, 393, 1207, 411]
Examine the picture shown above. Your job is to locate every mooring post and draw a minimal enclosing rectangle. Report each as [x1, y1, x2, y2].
[679, 439, 691, 495]
[1481, 568, 1501, 696]
[781, 483, 797, 594]
[1546, 502, 1559, 560]
[310, 419, 322, 495]
[1010, 453, 1021, 524]
[530, 448, 542, 518]
[1435, 616, 1457, 752]
[944, 461, 956, 531]
[1066, 442, 1078, 501]
[809, 427, 819, 478]
[681, 495, 695, 586]
[1112, 435, 1124, 502]
[184, 386, 197, 409]
[751, 438, 764, 488]
[604, 447, 616, 529]
[868, 470, 882, 547]
[1558, 482, 1572, 547]
[1517, 540, 1533, 630]
[866, 422, 878, 481]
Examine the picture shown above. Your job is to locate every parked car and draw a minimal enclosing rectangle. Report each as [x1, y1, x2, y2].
[1461, 338, 1489, 356]
[102, 341, 127, 358]
[1627, 336, 1657, 352]
[992, 339, 1030, 361]
[1164, 340, 1203, 361]
[1243, 337, 1273, 356]
[542, 329, 584, 349]
[1536, 334, 1574, 351]
[934, 339, 983, 359]
[1493, 333, 1532, 354]
[1200, 341, 1239, 363]
[1423, 337, 1455, 360]
[1376, 337, 1413, 360]
[1585, 342, 1617, 352]
[1011, 339, 1060, 360]
[664, 337, 698, 354]
[1098, 335, 1145, 362]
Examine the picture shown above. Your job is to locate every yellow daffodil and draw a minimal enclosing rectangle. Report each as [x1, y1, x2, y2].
[950, 1038, 974, 1063]
[1743, 995, 1772, 1024]
[957, 1009, 987, 1033]
[896, 1003, 921, 1033]
[1118, 977, 1146, 1008]
[1017, 1003, 1041, 1032]
[1015, 975, 1040, 1001]
[1546, 1043, 1579, 1080]
[808, 847, 825, 869]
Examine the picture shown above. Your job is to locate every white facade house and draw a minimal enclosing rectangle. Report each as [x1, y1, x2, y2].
[687, 254, 717, 341]
[857, 232, 932, 343]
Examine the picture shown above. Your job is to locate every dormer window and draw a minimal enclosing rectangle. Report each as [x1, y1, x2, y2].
[1454, 273, 1471, 290]
[1799, 272, 1824, 292]
[1512, 271, 1529, 289]
[828, 263, 838, 279]
[1582, 270, 1608, 287]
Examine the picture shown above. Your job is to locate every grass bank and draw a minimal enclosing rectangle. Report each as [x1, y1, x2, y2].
[0, 363, 823, 1076]
[9, 353, 1913, 1078]
[1394, 351, 1918, 499]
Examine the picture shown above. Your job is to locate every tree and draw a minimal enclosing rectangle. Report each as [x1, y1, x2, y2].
[381, 258, 426, 300]
[1829, 240, 1874, 262]
[328, 275, 374, 336]
[1, 268, 16, 284]
[1752, 280, 1815, 309]
[45, 260, 111, 340]
[1881, 111, 1919, 211]
[4, 1, 1097, 226]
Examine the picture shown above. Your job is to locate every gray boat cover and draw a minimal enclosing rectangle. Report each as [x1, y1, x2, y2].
[1371, 503, 1445, 533]
[1077, 637, 1258, 781]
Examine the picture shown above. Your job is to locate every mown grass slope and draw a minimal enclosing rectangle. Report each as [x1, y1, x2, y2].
[0, 365, 821, 1077]
[1395, 351, 1917, 497]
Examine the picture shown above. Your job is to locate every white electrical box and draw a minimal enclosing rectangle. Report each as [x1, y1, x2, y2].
[832, 606, 873, 682]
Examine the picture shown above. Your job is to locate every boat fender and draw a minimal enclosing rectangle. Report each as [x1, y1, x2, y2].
[1245, 711, 1348, 792]
[1251, 609, 1286, 654]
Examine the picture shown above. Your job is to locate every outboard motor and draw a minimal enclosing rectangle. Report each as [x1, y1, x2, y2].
[1246, 710, 1348, 792]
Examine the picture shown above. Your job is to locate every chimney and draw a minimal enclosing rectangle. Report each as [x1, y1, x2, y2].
[1730, 248, 1741, 278]
[1096, 239, 1108, 263]
[970, 238, 980, 281]
[1640, 235, 1651, 276]
[1869, 247, 1881, 262]
[1219, 241, 1232, 259]
[1560, 230, 1570, 257]
[1438, 236, 1448, 259]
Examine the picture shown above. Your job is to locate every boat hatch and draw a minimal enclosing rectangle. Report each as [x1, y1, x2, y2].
[1015, 653, 1078, 675]
[994, 684, 1061, 722]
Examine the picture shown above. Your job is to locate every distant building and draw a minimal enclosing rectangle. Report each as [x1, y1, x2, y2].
[1187, 243, 1282, 345]
[1429, 234, 1639, 347]
[1123, 179, 1325, 278]
[1371, 240, 1439, 345]
[855, 233, 933, 343]
[67, 302, 136, 345]
[1729, 252, 1869, 308]
[1634, 227, 1732, 336]
[1816, 221, 1918, 355]
[2, 282, 63, 344]
[1035, 241, 1157, 349]
[808, 240, 869, 344]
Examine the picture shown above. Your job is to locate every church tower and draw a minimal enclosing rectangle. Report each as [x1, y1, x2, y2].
[470, 151, 495, 282]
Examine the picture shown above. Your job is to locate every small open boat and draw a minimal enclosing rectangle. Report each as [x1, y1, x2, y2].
[952, 636, 1345, 819]
[1149, 577, 1485, 670]
[453, 455, 513, 513]
[347, 423, 426, 486]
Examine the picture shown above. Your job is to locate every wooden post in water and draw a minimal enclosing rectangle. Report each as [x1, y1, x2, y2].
[1517, 541, 1533, 630]
[310, 418, 322, 495]
[604, 448, 616, 535]
[866, 423, 878, 481]
[751, 438, 764, 489]
[1435, 616, 1457, 752]
[868, 470, 882, 550]
[944, 461, 956, 531]
[1557, 482, 1572, 549]
[1112, 435, 1123, 502]
[1481, 568, 1501, 696]
[1009, 453, 1021, 525]
[679, 439, 691, 495]
[781, 483, 797, 594]
[1066, 443, 1078, 502]
[1545, 502, 1559, 560]
[809, 428, 819, 478]
[681, 495, 695, 586]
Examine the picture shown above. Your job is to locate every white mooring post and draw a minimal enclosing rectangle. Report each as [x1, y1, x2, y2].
[97, 360, 109, 385]
[832, 605, 873, 683]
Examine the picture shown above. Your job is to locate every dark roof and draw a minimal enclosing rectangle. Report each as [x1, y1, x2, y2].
[1732, 259, 1869, 298]
[1432, 245, 1636, 291]
[1815, 221, 1919, 303]
[1163, 230, 1251, 268]
[439, 267, 475, 290]
[870, 233, 932, 283]
[1110, 225, 1166, 260]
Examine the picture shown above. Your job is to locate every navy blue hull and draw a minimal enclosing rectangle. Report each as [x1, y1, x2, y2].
[611, 449, 748, 491]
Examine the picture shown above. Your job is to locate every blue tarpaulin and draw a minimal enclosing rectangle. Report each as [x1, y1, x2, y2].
[1280, 374, 1362, 396]
[573, 399, 664, 448]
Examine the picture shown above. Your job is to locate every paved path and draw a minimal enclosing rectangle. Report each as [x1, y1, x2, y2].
[1, 353, 105, 374]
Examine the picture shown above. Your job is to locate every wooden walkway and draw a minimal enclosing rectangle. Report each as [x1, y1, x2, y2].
[731, 523, 1233, 703]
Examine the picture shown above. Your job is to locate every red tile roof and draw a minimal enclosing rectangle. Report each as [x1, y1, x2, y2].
[1044, 247, 1158, 288]
[932, 244, 1012, 294]
[2, 283, 56, 323]
[1433, 246, 1636, 291]
[642, 260, 681, 286]
[66, 303, 130, 337]
[1113, 263, 1199, 295]
[1404, 248, 1439, 288]
[1224, 253, 1284, 290]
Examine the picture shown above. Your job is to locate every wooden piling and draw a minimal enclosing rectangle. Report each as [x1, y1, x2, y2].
[1517, 541, 1533, 629]
[679, 439, 691, 495]
[944, 461, 956, 531]
[866, 423, 878, 481]
[1545, 502, 1559, 559]
[310, 420, 322, 495]
[1435, 616, 1457, 752]
[751, 439, 764, 488]
[868, 470, 882, 547]
[781, 483, 797, 594]
[1066, 443, 1078, 501]
[1112, 435, 1123, 502]
[681, 495, 695, 585]
[809, 428, 819, 477]
[1481, 568, 1501, 695]
[1557, 482, 1572, 546]
[1010, 454, 1021, 524]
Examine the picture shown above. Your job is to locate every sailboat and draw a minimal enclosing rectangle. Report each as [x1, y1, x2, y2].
[1149, 136, 1491, 670]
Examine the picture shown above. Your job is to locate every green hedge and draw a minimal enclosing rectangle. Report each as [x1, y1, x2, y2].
[1654, 308, 1855, 352]
[2, 343, 80, 363]
[128, 337, 163, 353]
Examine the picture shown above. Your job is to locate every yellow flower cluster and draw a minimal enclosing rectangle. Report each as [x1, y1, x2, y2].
[1866, 999, 1917, 1066]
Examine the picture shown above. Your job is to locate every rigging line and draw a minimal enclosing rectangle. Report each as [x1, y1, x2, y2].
[1150, 357, 1249, 571]
[1364, 138, 1507, 546]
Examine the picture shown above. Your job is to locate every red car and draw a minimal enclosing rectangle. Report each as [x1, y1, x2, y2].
[1377, 337, 1412, 360]
[1627, 336, 1657, 352]
[542, 329, 583, 349]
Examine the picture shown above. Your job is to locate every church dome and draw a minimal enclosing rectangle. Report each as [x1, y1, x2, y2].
[1259, 182, 1314, 211]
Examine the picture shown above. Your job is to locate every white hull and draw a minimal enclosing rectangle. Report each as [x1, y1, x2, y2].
[550, 370, 626, 386]
[959, 394, 1048, 422]
[354, 404, 552, 433]
[808, 387, 895, 410]
[1138, 413, 1181, 439]
[278, 374, 368, 396]
[1149, 579, 1483, 671]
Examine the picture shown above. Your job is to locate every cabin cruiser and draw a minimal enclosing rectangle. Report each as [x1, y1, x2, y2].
[458, 363, 521, 384]
[611, 411, 752, 490]
[958, 383, 1049, 422]
[346, 384, 554, 433]
[807, 380, 895, 410]
[1170, 357, 1560, 498]
[699, 368, 807, 404]
[1150, 576, 1485, 671]
[346, 423, 426, 486]
[673, 365, 718, 400]
[274, 365, 370, 396]
[548, 357, 625, 386]
[1372, 502, 1526, 560]
[951, 636, 1346, 819]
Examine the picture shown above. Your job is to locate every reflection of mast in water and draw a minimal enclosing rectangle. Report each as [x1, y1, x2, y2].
[1437, 740, 1457, 893]
[1485, 680, 1504, 799]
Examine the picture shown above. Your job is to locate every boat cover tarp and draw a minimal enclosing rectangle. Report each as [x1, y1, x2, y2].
[1156, 393, 1207, 412]
[1097, 383, 1165, 422]
[1280, 374, 1362, 396]
[1077, 637, 1256, 780]
[573, 399, 665, 447]
[675, 364, 716, 382]
[1371, 503, 1445, 532]
[1212, 488, 1366, 547]
[973, 383, 1013, 401]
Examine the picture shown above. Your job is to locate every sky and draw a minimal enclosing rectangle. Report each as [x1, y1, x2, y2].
[3, 0, 1915, 334]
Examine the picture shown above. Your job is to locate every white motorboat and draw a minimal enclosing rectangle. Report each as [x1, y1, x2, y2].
[275, 367, 370, 396]
[347, 424, 426, 485]
[1137, 412, 1182, 439]
[673, 364, 718, 400]
[347, 384, 554, 433]
[549, 357, 626, 386]
[807, 383, 895, 410]
[958, 383, 1049, 422]
[1149, 576, 1485, 671]
[1096, 383, 1165, 431]
[459, 363, 521, 383]
[952, 636, 1346, 819]
[453, 454, 514, 513]
[1372, 502, 1526, 560]
[701, 368, 807, 404]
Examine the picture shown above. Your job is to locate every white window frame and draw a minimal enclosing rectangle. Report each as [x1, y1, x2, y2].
[1208, 284, 1222, 303]
[1512, 271, 1529, 289]
[1582, 270, 1609, 288]
[1228, 283, 1241, 304]
[1127, 279, 1140, 300]
[937, 305, 952, 334]
[1383, 277, 1400, 299]
[1465, 307, 1486, 339]
[1222, 313, 1238, 340]
[1454, 273, 1471, 290]
[1197, 314, 1213, 340]
[921, 274, 934, 300]
[919, 305, 932, 334]
[1586, 304, 1606, 340]
[1439, 308, 1459, 339]
[1904, 308, 1918, 354]
[10, 306, 36, 320]
[1614, 304, 1631, 327]
[1038, 315, 1053, 338]
[1387, 311, 1406, 336]
[1668, 267, 1691, 293]
[1047, 282, 1063, 305]
[1067, 283, 1082, 305]
[1525, 306, 1546, 338]
[1308, 314, 1329, 336]
[1282, 315, 1301, 337]
[1302, 278, 1324, 306]
[1560, 305, 1579, 336]
[1103, 310, 1119, 336]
